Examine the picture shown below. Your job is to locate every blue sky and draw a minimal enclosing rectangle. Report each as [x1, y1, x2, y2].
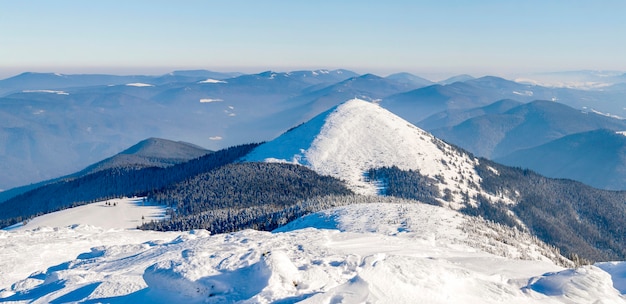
[1, 0, 625, 79]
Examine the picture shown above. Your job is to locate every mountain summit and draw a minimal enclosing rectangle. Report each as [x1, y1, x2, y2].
[78, 137, 211, 174]
[245, 99, 486, 204]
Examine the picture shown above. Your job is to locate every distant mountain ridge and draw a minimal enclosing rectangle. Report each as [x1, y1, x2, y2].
[236, 73, 427, 146]
[385, 72, 434, 87]
[382, 75, 626, 124]
[431, 100, 626, 159]
[380, 76, 541, 123]
[0, 69, 363, 189]
[418, 99, 523, 130]
[0, 137, 210, 204]
[2, 69, 626, 192]
[496, 129, 626, 190]
[438, 74, 475, 85]
[419, 97, 626, 190]
[77, 137, 211, 175]
[0, 70, 241, 96]
[514, 70, 626, 89]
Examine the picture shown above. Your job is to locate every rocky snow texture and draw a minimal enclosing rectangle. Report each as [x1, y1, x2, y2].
[245, 98, 508, 208]
[4, 199, 625, 303]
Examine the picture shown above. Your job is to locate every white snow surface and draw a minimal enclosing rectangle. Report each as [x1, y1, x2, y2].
[513, 90, 534, 96]
[3, 197, 167, 232]
[514, 78, 613, 90]
[126, 83, 154, 87]
[1, 201, 624, 303]
[244, 98, 504, 208]
[198, 78, 227, 84]
[591, 109, 625, 120]
[200, 98, 223, 103]
[22, 90, 69, 95]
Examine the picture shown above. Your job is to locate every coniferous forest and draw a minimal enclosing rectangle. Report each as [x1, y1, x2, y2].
[141, 163, 352, 232]
[370, 161, 626, 261]
[0, 144, 258, 228]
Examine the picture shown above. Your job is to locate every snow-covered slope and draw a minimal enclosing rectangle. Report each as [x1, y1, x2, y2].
[1, 200, 624, 303]
[3, 197, 167, 232]
[245, 98, 503, 207]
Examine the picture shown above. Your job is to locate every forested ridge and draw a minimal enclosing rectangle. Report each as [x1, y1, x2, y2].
[141, 162, 353, 232]
[478, 159, 626, 261]
[369, 162, 626, 261]
[0, 143, 258, 228]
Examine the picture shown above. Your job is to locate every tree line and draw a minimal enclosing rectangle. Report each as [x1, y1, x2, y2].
[369, 161, 626, 262]
[0, 143, 259, 228]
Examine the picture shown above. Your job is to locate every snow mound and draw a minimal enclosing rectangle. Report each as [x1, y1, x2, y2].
[596, 262, 626, 294]
[526, 265, 624, 302]
[244, 98, 503, 208]
[141, 249, 301, 303]
[303, 254, 526, 304]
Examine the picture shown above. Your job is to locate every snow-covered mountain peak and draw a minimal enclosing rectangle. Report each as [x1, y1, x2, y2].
[245, 99, 494, 207]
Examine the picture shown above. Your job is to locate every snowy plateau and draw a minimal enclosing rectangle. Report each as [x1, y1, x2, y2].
[1, 99, 626, 303]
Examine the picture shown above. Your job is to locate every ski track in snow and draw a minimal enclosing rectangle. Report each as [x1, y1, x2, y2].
[1, 202, 625, 303]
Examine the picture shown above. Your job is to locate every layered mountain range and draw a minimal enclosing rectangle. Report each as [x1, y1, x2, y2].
[2, 69, 626, 193]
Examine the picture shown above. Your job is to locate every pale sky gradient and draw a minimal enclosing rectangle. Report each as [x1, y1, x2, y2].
[1, 0, 625, 79]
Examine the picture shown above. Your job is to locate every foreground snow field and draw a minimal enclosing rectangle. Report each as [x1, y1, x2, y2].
[1, 201, 625, 303]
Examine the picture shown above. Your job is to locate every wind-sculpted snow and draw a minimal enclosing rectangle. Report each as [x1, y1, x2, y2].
[3, 201, 623, 303]
[526, 266, 624, 302]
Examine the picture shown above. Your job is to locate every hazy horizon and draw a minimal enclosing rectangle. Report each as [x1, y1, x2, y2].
[3, 66, 624, 83]
[2, 0, 625, 81]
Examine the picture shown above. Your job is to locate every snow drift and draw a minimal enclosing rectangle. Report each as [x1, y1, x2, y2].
[2, 201, 624, 303]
